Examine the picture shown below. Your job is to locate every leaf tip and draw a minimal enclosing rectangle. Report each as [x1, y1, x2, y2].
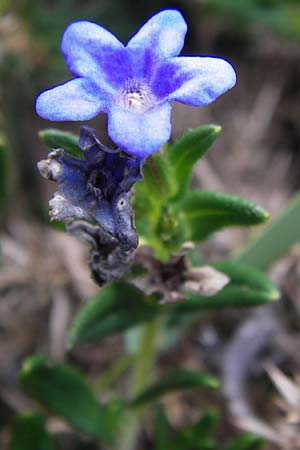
[212, 124, 222, 135]
[261, 209, 269, 221]
[209, 377, 220, 389]
[20, 355, 48, 380]
[21, 357, 35, 376]
[38, 129, 46, 140]
[270, 287, 280, 301]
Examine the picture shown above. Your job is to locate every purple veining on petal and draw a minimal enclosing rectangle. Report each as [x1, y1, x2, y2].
[62, 20, 123, 84]
[99, 48, 134, 89]
[150, 60, 187, 100]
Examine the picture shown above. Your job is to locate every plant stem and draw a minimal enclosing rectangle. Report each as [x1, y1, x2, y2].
[118, 319, 159, 450]
[91, 355, 133, 394]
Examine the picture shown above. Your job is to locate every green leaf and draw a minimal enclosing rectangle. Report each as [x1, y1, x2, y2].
[130, 369, 219, 406]
[173, 411, 219, 450]
[142, 151, 177, 202]
[133, 149, 177, 230]
[224, 433, 264, 450]
[214, 261, 278, 298]
[154, 405, 171, 450]
[235, 194, 300, 269]
[178, 190, 269, 242]
[92, 355, 132, 393]
[179, 286, 277, 312]
[68, 283, 158, 348]
[0, 143, 9, 208]
[172, 262, 279, 314]
[155, 409, 219, 450]
[9, 412, 54, 450]
[39, 128, 83, 158]
[20, 356, 118, 443]
[167, 125, 221, 199]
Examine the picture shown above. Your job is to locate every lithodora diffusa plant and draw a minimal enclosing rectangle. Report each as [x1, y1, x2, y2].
[12, 9, 279, 450]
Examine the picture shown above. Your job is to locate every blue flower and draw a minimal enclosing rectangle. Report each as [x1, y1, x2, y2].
[36, 10, 236, 158]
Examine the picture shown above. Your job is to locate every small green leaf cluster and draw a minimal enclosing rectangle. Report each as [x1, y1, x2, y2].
[12, 358, 263, 450]
[133, 125, 268, 260]
[154, 407, 264, 450]
[10, 262, 278, 450]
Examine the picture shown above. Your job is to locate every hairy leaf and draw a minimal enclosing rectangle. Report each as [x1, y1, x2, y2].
[68, 283, 158, 347]
[214, 261, 278, 299]
[178, 190, 268, 241]
[172, 262, 279, 314]
[168, 125, 221, 199]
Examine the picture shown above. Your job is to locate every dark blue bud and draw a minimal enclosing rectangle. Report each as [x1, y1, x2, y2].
[113, 193, 138, 251]
[38, 126, 142, 257]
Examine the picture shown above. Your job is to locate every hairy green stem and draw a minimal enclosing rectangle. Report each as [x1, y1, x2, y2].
[118, 320, 159, 450]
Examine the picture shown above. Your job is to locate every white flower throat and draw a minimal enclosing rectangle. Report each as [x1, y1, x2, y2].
[117, 80, 155, 114]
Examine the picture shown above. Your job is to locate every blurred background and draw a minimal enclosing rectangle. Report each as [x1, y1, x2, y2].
[1, 0, 300, 449]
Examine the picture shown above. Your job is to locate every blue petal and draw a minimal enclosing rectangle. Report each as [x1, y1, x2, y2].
[61, 20, 125, 91]
[107, 103, 172, 157]
[36, 78, 108, 121]
[127, 10, 187, 59]
[152, 57, 236, 105]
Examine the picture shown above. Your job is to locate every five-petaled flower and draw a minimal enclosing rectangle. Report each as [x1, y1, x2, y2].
[36, 9, 236, 158]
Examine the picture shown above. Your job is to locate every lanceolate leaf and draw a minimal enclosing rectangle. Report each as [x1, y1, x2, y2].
[176, 286, 276, 314]
[172, 262, 279, 314]
[178, 190, 269, 242]
[213, 261, 277, 298]
[20, 356, 117, 443]
[69, 266, 278, 346]
[68, 283, 158, 348]
[168, 125, 221, 199]
[9, 412, 54, 450]
[130, 369, 219, 406]
[39, 128, 83, 158]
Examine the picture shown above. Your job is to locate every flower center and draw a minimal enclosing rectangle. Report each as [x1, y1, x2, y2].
[117, 80, 155, 114]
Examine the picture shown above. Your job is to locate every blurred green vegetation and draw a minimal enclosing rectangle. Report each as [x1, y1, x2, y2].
[12, 0, 142, 72]
[203, 0, 300, 40]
